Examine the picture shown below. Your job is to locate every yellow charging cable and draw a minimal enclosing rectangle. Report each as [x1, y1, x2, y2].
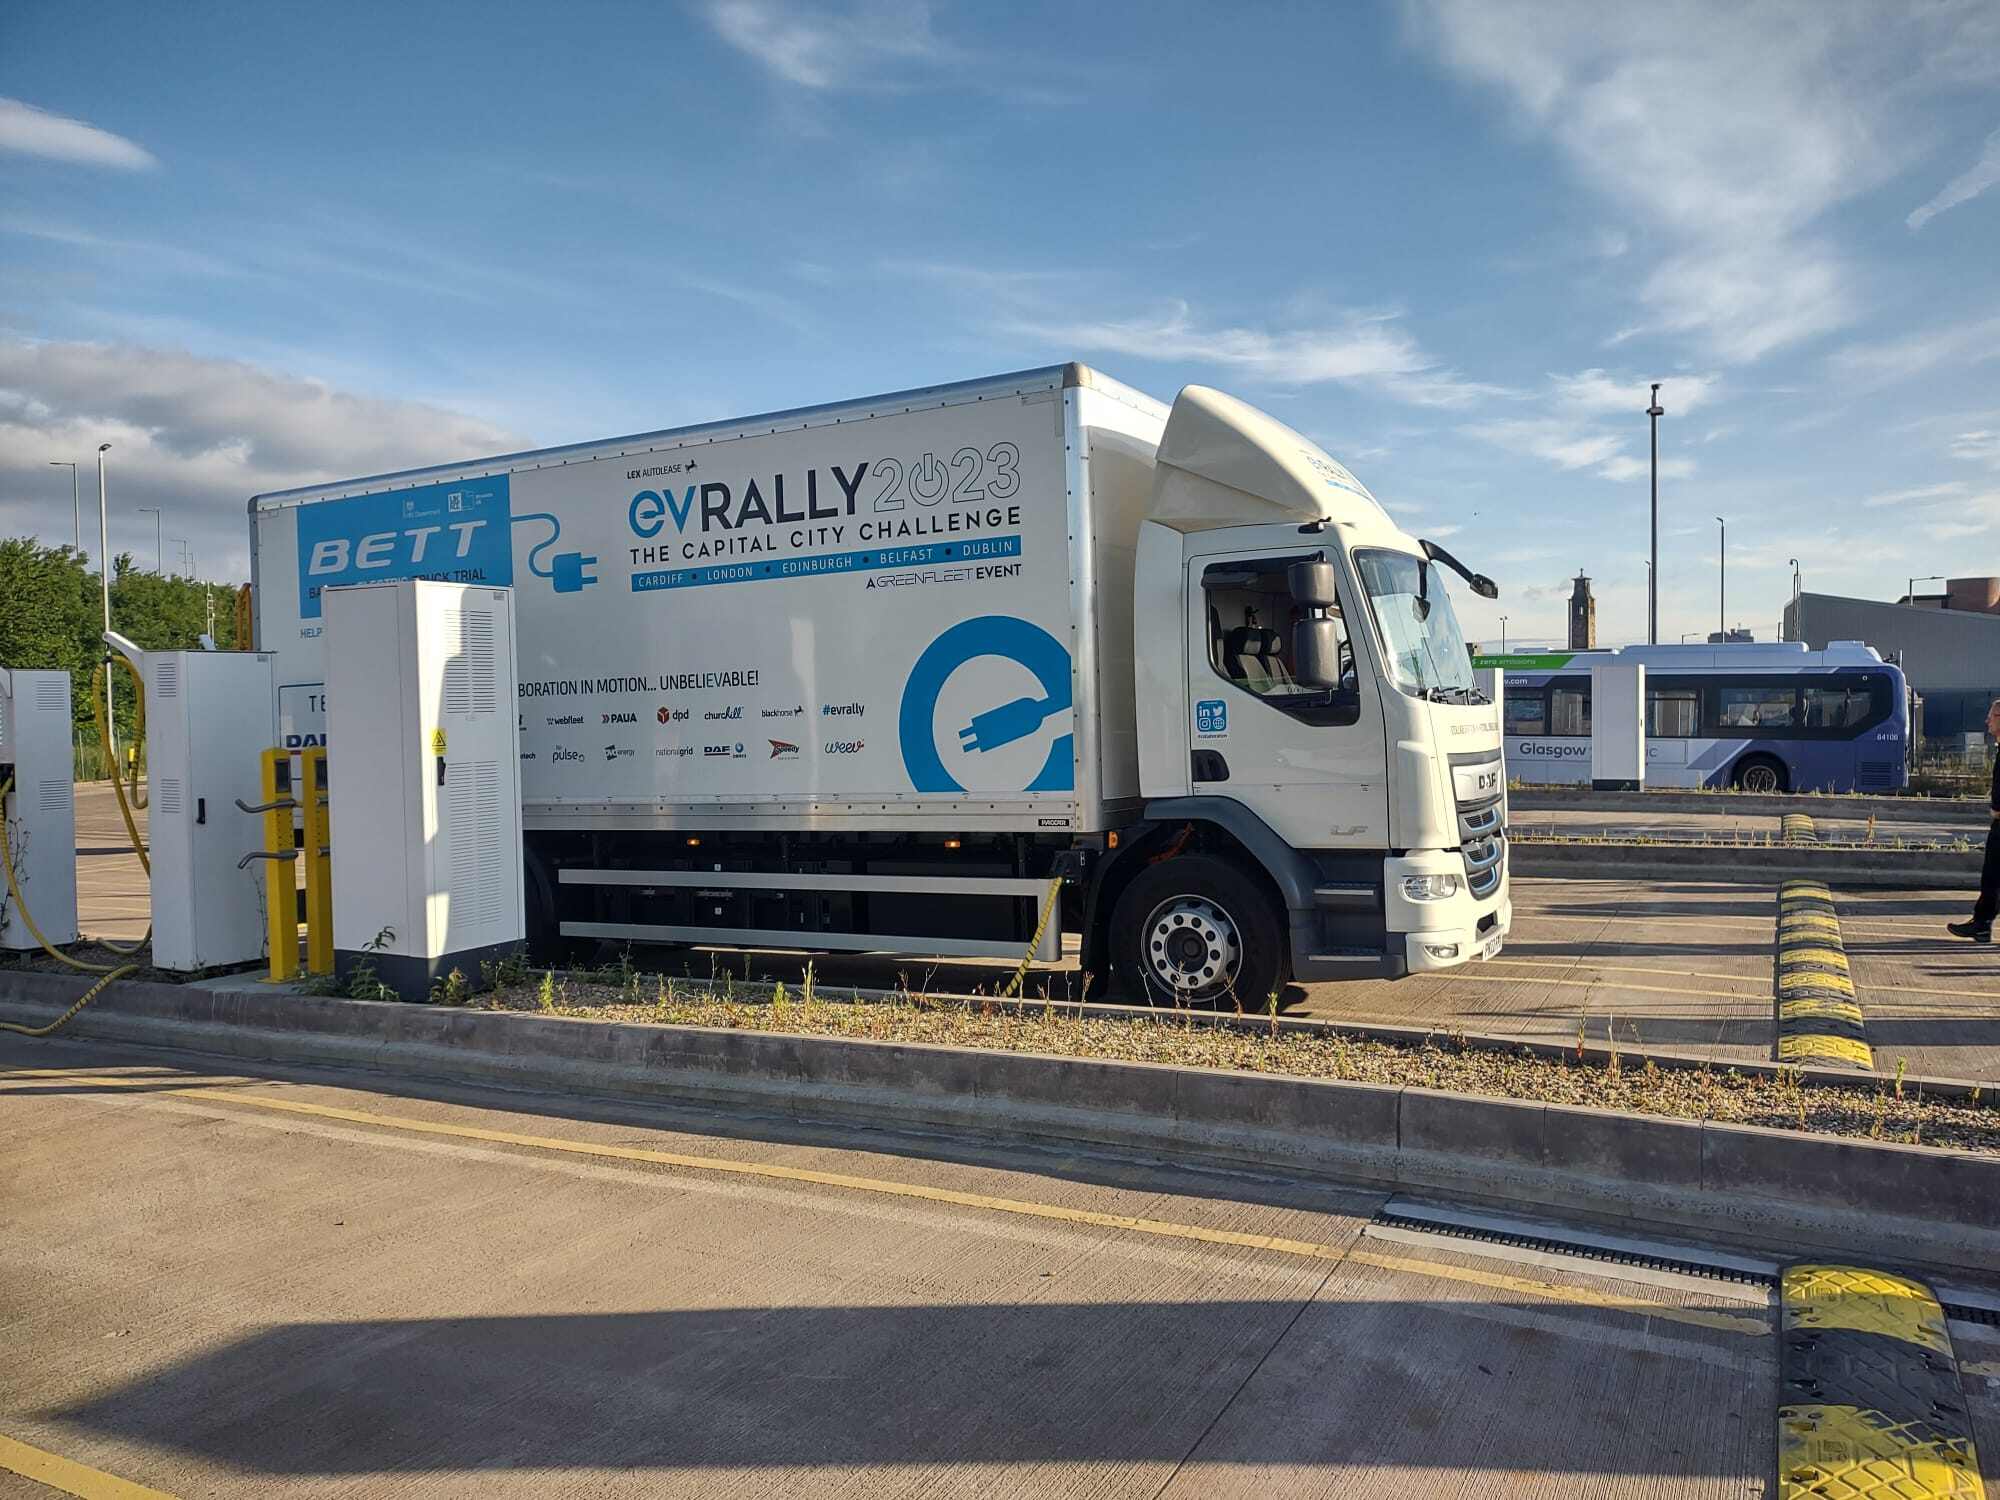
[997, 875, 1066, 1000]
[0, 774, 139, 1036]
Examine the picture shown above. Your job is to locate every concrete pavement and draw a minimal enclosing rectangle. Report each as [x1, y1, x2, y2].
[1, 1035, 1929, 1499]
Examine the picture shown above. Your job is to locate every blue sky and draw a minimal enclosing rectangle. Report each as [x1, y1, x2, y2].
[3, 0, 1998, 648]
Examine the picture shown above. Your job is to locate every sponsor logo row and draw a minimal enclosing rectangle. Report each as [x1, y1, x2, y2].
[540, 738, 868, 764]
[537, 702, 867, 728]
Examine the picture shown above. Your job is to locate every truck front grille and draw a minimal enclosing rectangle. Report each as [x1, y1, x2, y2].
[1462, 832, 1505, 900]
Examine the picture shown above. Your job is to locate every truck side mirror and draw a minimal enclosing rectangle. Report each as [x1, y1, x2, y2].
[1293, 618, 1345, 689]
[1288, 560, 1339, 609]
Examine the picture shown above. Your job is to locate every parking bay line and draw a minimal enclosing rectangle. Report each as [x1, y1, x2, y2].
[0, 1431, 179, 1500]
[20, 1070, 1768, 1339]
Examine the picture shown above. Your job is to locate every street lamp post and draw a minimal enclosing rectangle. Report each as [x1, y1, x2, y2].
[48, 461, 79, 550]
[1907, 575, 1945, 607]
[138, 507, 162, 573]
[95, 443, 114, 764]
[1715, 516, 1726, 639]
[1500, 614, 1509, 652]
[1647, 383, 1665, 645]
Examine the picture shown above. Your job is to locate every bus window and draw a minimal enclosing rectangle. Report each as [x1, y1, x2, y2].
[1715, 684, 1799, 733]
[1647, 688, 1699, 737]
[1550, 683, 1590, 736]
[1505, 691, 1546, 735]
[1803, 682, 1875, 730]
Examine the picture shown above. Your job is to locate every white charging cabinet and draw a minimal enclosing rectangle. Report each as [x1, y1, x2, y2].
[323, 581, 523, 998]
[0, 669, 78, 951]
[128, 646, 280, 971]
[1589, 662, 1646, 792]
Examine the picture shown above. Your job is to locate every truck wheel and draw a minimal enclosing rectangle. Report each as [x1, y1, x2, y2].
[1732, 755, 1787, 793]
[524, 851, 596, 969]
[1109, 854, 1285, 1008]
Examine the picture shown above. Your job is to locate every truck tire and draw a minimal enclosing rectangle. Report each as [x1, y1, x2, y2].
[1732, 754, 1787, 793]
[1109, 854, 1285, 1008]
[524, 851, 597, 969]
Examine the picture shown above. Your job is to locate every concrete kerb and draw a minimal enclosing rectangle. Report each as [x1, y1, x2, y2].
[3, 971, 1995, 1275]
[1511, 787, 1986, 824]
[1509, 838, 1982, 889]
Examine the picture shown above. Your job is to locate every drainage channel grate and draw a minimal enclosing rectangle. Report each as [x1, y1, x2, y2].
[1370, 1207, 2000, 1329]
[1369, 1208, 1771, 1287]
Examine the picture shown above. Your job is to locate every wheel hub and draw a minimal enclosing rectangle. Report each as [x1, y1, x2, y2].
[1141, 896, 1243, 1001]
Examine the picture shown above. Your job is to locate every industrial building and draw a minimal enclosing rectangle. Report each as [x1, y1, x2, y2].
[1783, 579, 2000, 744]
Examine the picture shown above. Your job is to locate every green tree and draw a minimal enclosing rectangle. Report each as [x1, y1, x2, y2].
[0, 538, 246, 775]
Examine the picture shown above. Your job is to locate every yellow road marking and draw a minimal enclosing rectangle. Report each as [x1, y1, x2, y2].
[0, 1433, 178, 1500]
[20, 1068, 1768, 1338]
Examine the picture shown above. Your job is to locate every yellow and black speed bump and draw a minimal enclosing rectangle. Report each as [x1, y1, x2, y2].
[1776, 880, 1873, 1070]
[1779, 1263, 1986, 1498]
[1783, 813, 1820, 846]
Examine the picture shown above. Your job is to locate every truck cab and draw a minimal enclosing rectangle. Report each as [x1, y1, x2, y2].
[1097, 385, 1509, 1002]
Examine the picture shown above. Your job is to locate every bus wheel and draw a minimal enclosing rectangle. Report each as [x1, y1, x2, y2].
[1109, 855, 1284, 1008]
[1733, 755, 1787, 794]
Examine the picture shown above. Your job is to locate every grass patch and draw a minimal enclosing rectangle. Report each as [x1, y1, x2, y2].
[476, 971, 2000, 1158]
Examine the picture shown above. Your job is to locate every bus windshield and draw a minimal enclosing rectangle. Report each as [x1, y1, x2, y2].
[1354, 549, 1477, 700]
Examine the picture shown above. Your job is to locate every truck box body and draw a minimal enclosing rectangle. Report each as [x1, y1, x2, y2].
[252, 364, 1511, 996]
[252, 367, 1168, 834]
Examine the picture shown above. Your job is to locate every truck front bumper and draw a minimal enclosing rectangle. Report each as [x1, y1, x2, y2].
[1386, 850, 1511, 974]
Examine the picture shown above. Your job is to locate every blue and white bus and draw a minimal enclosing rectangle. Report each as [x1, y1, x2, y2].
[1471, 642, 1910, 793]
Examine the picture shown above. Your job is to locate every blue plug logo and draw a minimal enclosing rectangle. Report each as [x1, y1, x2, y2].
[550, 550, 598, 593]
[899, 616, 1073, 793]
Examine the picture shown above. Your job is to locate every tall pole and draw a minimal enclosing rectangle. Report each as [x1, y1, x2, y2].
[1500, 615, 1509, 652]
[49, 461, 79, 549]
[139, 507, 162, 573]
[96, 443, 115, 765]
[1647, 384, 1664, 644]
[1715, 516, 1726, 639]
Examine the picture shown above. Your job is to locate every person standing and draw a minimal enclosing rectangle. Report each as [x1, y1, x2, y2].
[1947, 698, 2000, 941]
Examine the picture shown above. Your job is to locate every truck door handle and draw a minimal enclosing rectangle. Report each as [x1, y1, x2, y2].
[436, 756, 447, 787]
[1191, 750, 1229, 783]
[196, 797, 206, 825]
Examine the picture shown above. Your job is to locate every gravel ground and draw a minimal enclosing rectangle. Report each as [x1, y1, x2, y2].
[472, 967, 2000, 1157]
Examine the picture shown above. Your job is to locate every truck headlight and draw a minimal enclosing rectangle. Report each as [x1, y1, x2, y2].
[1401, 874, 1461, 902]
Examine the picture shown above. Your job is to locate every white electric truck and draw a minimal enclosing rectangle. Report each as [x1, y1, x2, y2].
[249, 364, 1509, 1001]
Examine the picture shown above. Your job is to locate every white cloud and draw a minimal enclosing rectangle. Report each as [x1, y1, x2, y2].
[1461, 418, 1622, 472]
[1549, 367, 1718, 417]
[1828, 314, 2000, 389]
[1909, 127, 2000, 230]
[0, 339, 524, 577]
[1599, 455, 1694, 483]
[1861, 481, 1967, 509]
[1952, 429, 2000, 467]
[699, 0, 952, 89]
[1401, 1, 1976, 361]
[1008, 300, 1505, 408]
[0, 98, 156, 170]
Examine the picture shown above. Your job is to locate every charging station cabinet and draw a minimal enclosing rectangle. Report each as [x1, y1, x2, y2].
[115, 644, 282, 971]
[0, 669, 78, 951]
[1590, 662, 1646, 792]
[323, 581, 523, 998]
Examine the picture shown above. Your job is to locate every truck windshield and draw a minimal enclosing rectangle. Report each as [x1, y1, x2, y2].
[1353, 549, 1477, 700]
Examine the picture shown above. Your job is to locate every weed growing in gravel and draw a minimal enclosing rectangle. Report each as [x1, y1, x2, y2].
[470, 968, 2000, 1157]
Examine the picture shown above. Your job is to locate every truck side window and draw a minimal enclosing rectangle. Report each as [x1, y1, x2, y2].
[1201, 558, 1357, 725]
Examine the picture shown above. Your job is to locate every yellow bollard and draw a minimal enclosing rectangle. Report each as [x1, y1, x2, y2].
[301, 747, 332, 976]
[260, 748, 300, 983]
